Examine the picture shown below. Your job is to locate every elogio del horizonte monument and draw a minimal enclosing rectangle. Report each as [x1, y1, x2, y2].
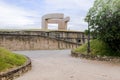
[42, 13, 70, 30]
[0, 13, 88, 51]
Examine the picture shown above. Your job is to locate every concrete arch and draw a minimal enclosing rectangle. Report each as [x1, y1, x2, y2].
[42, 13, 70, 30]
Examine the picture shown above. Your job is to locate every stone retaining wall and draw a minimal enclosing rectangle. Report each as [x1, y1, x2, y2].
[0, 56, 31, 80]
[71, 50, 120, 63]
[0, 35, 80, 51]
[0, 30, 88, 51]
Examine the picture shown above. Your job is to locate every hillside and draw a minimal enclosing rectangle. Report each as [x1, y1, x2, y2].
[0, 47, 26, 72]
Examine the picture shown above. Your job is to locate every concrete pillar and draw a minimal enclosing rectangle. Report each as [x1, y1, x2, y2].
[42, 19, 48, 30]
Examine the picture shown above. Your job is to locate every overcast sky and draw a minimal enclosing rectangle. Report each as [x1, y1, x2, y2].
[0, 0, 95, 31]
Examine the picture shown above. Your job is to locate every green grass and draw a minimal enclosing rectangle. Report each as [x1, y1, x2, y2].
[74, 39, 114, 56]
[0, 47, 27, 72]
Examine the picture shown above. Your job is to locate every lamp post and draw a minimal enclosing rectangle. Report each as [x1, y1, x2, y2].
[87, 23, 90, 54]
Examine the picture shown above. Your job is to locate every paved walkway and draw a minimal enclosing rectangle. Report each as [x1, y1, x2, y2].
[15, 50, 120, 80]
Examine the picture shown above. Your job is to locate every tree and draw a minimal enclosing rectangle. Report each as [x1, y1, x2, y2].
[85, 0, 120, 55]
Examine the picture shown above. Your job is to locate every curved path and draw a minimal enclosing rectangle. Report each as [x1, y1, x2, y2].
[15, 50, 120, 80]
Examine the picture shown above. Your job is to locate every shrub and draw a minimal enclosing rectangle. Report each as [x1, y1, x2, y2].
[85, 0, 120, 54]
[74, 39, 118, 56]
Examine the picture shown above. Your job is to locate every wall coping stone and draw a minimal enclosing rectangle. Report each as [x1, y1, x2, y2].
[71, 50, 120, 63]
[0, 56, 32, 80]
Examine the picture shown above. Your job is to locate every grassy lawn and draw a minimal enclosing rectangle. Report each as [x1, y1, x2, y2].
[74, 39, 115, 56]
[0, 47, 27, 72]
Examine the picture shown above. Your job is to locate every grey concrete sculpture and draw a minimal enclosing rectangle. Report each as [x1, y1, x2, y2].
[42, 13, 70, 30]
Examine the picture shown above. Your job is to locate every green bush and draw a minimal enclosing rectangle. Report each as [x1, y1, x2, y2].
[0, 47, 26, 72]
[85, 0, 120, 54]
[74, 39, 118, 56]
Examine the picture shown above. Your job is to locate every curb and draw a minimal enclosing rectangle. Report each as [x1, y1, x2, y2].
[0, 56, 32, 80]
[71, 50, 120, 63]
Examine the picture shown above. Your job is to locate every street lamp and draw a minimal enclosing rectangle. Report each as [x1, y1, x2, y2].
[87, 23, 90, 54]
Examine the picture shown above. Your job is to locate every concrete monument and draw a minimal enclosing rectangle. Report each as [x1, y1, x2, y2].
[42, 13, 70, 30]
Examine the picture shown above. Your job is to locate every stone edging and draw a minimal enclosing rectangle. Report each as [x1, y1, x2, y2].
[0, 56, 32, 80]
[71, 50, 120, 63]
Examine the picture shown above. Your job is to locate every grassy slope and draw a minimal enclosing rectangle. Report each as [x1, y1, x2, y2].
[74, 39, 114, 56]
[0, 48, 26, 72]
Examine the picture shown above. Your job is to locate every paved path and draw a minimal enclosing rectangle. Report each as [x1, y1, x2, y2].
[15, 50, 120, 80]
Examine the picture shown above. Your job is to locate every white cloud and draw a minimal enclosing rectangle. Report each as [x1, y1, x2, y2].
[0, 0, 95, 31]
[69, 16, 88, 31]
[44, 0, 94, 31]
[0, 1, 36, 28]
[45, 0, 94, 11]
